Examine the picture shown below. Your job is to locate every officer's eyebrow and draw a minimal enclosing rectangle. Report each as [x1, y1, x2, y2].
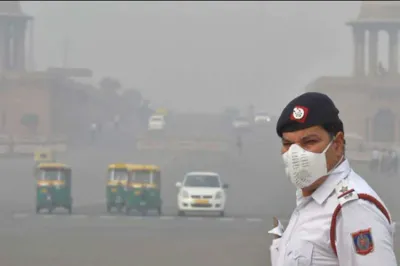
[281, 137, 292, 144]
[301, 134, 321, 141]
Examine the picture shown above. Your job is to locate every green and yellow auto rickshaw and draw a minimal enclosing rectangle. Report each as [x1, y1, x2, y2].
[35, 163, 73, 214]
[106, 163, 132, 213]
[124, 164, 162, 216]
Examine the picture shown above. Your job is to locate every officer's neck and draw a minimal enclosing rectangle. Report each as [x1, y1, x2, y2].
[302, 177, 327, 197]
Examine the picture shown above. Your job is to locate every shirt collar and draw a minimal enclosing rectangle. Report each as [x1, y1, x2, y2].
[311, 159, 351, 205]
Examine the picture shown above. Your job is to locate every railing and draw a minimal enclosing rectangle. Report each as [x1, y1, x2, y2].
[0, 135, 68, 156]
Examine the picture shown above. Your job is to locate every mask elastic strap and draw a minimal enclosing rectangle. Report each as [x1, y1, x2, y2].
[327, 155, 345, 175]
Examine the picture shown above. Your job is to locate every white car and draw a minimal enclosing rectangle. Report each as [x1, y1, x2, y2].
[148, 115, 166, 131]
[254, 112, 271, 124]
[176, 171, 228, 217]
[232, 117, 250, 129]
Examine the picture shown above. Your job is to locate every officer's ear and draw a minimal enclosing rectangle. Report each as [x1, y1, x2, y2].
[333, 132, 345, 154]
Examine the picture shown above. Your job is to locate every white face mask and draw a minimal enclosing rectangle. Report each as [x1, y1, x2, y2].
[282, 141, 334, 189]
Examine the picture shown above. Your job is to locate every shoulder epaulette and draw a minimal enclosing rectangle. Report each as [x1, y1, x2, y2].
[334, 179, 359, 206]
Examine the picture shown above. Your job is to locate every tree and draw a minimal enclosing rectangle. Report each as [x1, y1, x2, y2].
[99, 77, 121, 95]
[122, 89, 143, 109]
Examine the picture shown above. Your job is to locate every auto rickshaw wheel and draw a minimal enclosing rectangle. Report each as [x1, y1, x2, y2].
[157, 206, 162, 216]
[106, 205, 112, 213]
[48, 207, 53, 214]
[67, 206, 72, 215]
[36, 206, 40, 214]
[125, 207, 130, 216]
[117, 205, 123, 213]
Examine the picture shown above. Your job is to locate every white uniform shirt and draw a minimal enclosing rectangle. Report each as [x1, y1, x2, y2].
[270, 159, 397, 266]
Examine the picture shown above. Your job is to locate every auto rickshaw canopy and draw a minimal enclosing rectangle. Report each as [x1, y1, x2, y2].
[130, 164, 160, 171]
[108, 164, 160, 172]
[108, 163, 136, 170]
[37, 162, 70, 170]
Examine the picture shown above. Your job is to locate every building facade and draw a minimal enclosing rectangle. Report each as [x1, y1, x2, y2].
[306, 1, 400, 144]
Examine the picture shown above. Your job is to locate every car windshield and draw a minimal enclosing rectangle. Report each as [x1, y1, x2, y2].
[184, 175, 221, 188]
[39, 169, 65, 181]
[132, 170, 151, 183]
[108, 169, 129, 181]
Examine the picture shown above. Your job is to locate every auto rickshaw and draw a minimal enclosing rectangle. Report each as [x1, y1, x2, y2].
[35, 162, 73, 214]
[124, 164, 162, 216]
[106, 163, 132, 213]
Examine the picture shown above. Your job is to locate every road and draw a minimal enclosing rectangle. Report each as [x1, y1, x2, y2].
[0, 121, 399, 266]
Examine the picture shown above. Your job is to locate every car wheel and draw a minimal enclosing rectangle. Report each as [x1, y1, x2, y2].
[178, 210, 185, 216]
[219, 211, 225, 217]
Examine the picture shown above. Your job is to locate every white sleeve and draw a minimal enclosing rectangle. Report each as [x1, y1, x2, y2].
[270, 238, 281, 266]
[336, 199, 397, 266]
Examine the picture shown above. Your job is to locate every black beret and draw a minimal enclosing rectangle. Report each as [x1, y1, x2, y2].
[276, 92, 341, 137]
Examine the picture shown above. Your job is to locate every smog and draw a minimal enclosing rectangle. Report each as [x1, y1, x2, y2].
[0, 1, 398, 266]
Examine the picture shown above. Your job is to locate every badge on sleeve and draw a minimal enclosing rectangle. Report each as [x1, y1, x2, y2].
[351, 228, 374, 255]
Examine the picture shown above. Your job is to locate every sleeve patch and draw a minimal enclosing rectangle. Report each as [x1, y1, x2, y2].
[351, 228, 374, 255]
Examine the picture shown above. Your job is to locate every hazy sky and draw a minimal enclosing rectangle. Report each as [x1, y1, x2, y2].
[21, 1, 364, 114]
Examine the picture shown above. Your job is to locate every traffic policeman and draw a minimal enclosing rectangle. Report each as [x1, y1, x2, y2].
[269, 92, 397, 265]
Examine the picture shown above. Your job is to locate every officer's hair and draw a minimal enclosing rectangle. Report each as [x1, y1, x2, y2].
[322, 121, 346, 152]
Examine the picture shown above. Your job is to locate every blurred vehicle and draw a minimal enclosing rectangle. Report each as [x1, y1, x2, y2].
[124, 164, 162, 216]
[232, 116, 250, 129]
[148, 115, 166, 131]
[34, 148, 55, 166]
[254, 112, 271, 124]
[176, 171, 228, 217]
[35, 162, 73, 214]
[106, 163, 130, 213]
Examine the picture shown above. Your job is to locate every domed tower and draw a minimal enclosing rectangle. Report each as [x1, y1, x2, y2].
[347, 1, 400, 77]
[0, 1, 33, 72]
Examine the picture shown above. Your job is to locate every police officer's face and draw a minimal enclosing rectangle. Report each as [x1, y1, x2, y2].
[281, 126, 345, 172]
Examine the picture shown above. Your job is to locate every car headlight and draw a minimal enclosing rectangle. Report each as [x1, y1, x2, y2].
[181, 190, 189, 198]
[215, 191, 222, 199]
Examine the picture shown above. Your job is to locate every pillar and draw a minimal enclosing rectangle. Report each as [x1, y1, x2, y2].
[13, 19, 26, 71]
[27, 19, 34, 71]
[0, 18, 6, 72]
[4, 21, 12, 71]
[388, 28, 399, 75]
[12, 23, 18, 71]
[368, 29, 378, 76]
[353, 27, 366, 76]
